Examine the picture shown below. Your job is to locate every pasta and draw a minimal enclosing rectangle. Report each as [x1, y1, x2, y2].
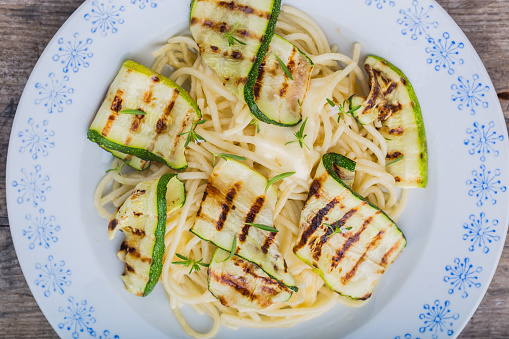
[94, 5, 407, 338]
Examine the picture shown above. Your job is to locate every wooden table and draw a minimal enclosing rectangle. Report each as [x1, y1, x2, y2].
[0, 0, 508, 337]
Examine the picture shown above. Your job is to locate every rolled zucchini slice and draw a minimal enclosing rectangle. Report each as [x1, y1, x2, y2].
[108, 174, 186, 296]
[87, 60, 201, 171]
[100, 146, 150, 171]
[293, 153, 406, 300]
[190, 159, 297, 292]
[208, 248, 293, 309]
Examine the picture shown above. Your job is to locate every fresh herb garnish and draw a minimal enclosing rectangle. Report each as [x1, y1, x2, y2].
[220, 236, 238, 263]
[245, 223, 279, 233]
[327, 95, 361, 122]
[179, 118, 207, 147]
[224, 23, 246, 47]
[105, 162, 127, 184]
[212, 153, 246, 166]
[265, 172, 296, 193]
[323, 221, 352, 238]
[274, 53, 293, 80]
[250, 119, 260, 133]
[119, 109, 147, 115]
[384, 137, 393, 141]
[172, 253, 209, 274]
[386, 154, 405, 166]
[298, 99, 302, 107]
[285, 117, 310, 150]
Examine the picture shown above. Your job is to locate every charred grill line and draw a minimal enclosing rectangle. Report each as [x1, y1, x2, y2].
[215, 183, 241, 231]
[217, 1, 271, 19]
[294, 198, 340, 252]
[331, 212, 372, 270]
[380, 239, 403, 267]
[239, 196, 265, 243]
[156, 89, 180, 134]
[191, 17, 262, 41]
[254, 60, 266, 100]
[261, 232, 276, 255]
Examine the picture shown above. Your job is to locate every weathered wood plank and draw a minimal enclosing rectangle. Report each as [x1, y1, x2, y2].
[0, 0, 508, 338]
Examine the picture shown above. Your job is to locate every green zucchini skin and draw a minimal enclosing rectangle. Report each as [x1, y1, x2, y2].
[207, 248, 292, 309]
[294, 153, 406, 300]
[108, 174, 186, 296]
[100, 146, 151, 171]
[87, 60, 201, 171]
[366, 56, 428, 188]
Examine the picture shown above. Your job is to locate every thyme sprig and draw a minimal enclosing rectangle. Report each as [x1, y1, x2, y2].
[172, 253, 209, 274]
[119, 109, 146, 115]
[179, 118, 207, 147]
[285, 117, 310, 150]
[224, 23, 246, 47]
[220, 236, 238, 263]
[106, 162, 127, 185]
[274, 53, 293, 80]
[265, 172, 296, 193]
[386, 154, 405, 166]
[327, 95, 361, 122]
[245, 223, 279, 233]
[212, 153, 246, 166]
[323, 221, 352, 239]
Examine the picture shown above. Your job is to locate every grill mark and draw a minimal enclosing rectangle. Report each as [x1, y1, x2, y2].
[215, 183, 240, 231]
[155, 89, 180, 134]
[286, 49, 296, 75]
[308, 180, 321, 199]
[388, 151, 402, 159]
[217, 1, 271, 19]
[240, 260, 289, 289]
[151, 75, 160, 83]
[341, 229, 386, 285]
[110, 91, 123, 113]
[231, 51, 243, 60]
[125, 264, 135, 273]
[193, 18, 262, 41]
[394, 176, 401, 183]
[254, 60, 266, 100]
[125, 226, 146, 237]
[196, 189, 209, 217]
[294, 198, 340, 252]
[261, 232, 276, 254]
[143, 90, 153, 103]
[331, 212, 372, 270]
[384, 82, 397, 96]
[279, 83, 289, 98]
[235, 77, 248, 85]
[312, 207, 359, 261]
[390, 103, 402, 113]
[388, 127, 404, 135]
[400, 77, 407, 86]
[239, 196, 265, 243]
[108, 218, 118, 231]
[133, 212, 143, 217]
[210, 271, 252, 298]
[380, 239, 403, 267]
[130, 111, 146, 133]
[210, 45, 220, 53]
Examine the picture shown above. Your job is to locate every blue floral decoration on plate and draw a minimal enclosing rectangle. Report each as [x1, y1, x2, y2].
[397, 0, 438, 40]
[85, 1, 125, 36]
[452, 74, 489, 115]
[53, 33, 93, 73]
[35, 255, 71, 297]
[18, 118, 55, 160]
[12, 165, 51, 207]
[444, 258, 482, 298]
[34, 73, 74, 114]
[463, 212, 500, 254]
[426, 32, 464, 75]
[419, 300, 459, 338]
[22, 209, 60, 250]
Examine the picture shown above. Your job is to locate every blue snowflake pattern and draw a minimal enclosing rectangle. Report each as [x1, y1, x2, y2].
[59, 297, 97, 339]
[444, 258, 482, 298]
[466, 165, 506, 206]
[12, 165, 51, 207]
[130, 0, 158, 9]
[22, 209, 60, 250]
[35, 255, 71, 297]
[18, 118, 55, 159]
[84, 1, 125, 36]
[53, 33, 93, 73]
[419, 300, 459, 339]
[395, 335, 420, 339]
[98, 330, 120, 339]
[34, 73, 74, 114]
[426, 32, 464, 75]
[463, 213, 500, 254]
[397, 1, 438, 40]
[452, 74, 490, 115]
[464, 121, 504, 162]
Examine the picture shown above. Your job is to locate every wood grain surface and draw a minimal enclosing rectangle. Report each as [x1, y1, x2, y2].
[0, 0, 508, 338]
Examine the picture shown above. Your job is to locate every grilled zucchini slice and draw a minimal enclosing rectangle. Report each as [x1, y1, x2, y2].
[208, 248, 293, 309]
[191, 159, 297, 291]
[87, 60, 201, 171]
[357, 56, 427, 188]
[108, 174, 186, 296]
[190, 0, 311, 126]
[100, 146, 150, 171]
[293, 153, 406, 300]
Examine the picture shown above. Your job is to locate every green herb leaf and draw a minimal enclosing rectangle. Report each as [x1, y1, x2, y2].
[386, 155, 405, 167]
[274, 53, 293, 80]
[220, 236, 237, 263]
[105, 162, 127, 185]
[384, 137, 393, 141]
[224, 23, 246, 47]
[323, 222, 353, 239]
[326, 98, 335, 107]
[285, 117, 310, 150]
[179, 118, 207, 147]
[265, 172, 296, 193]
[250, 119, 260, 133]
[172, 253, 209, 274]
[212, 153, 246, 166]
[298, 99, 302, 107]
[245, 223, 279, 233]
[119, 109, 147, 115]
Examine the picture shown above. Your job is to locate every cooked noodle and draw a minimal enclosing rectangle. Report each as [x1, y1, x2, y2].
[94, 6, 407, 338]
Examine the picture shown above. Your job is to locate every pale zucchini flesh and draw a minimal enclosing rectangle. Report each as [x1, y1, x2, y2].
[108, 174, 186, 296]
[294, 153, 406, 300]
[191, 159, 297, 291]
[87, 60, 201, 170]
[208, 248, 292, 309]
[365, 56, 428, 188]
[101, 146, 151, 171]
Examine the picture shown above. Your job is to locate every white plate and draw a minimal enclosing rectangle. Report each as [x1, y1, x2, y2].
[7, 0, 509, 338]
